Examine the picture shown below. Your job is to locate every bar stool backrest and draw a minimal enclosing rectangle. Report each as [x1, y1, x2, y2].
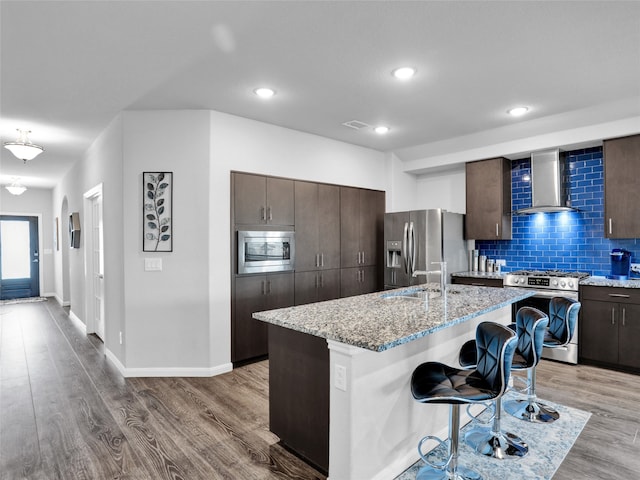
[475, 321, 518, 395]
[548, 297, 581, 345]
[515, 307, 549, 368]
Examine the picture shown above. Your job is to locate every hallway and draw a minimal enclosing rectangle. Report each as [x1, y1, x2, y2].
[0, 299, 323, 479]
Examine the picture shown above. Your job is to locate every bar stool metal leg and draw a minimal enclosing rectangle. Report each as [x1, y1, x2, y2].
[417, 405, 483, 480]
[464, 397, 528, 459]
[504, 367, 560, 424]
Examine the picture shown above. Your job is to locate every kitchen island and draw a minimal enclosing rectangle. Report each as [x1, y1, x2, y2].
[254, 284, 533, 479]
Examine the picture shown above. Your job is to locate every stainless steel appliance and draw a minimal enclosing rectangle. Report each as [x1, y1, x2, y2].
[383, 209, 467, 288]
[237, 230, 295, 274]
[504, 270, 589, 364]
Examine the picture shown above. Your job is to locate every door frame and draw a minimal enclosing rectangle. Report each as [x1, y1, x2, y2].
[83, 184, 103, 337]
[0, 211, 43, 298]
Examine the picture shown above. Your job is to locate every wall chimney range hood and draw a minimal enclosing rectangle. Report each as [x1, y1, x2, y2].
[515, 149, 575, 214]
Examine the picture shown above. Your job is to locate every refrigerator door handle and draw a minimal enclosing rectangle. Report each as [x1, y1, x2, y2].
[409, 221, 416, 276]
[402, 222, 409, 274]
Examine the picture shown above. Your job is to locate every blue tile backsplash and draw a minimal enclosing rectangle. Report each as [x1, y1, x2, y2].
[476, 147, 640, 276]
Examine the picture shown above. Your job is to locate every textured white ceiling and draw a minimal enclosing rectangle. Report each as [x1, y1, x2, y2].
[1, 1, 639, 187]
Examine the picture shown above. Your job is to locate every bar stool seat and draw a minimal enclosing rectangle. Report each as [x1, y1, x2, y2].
[411, 321, 517, 480]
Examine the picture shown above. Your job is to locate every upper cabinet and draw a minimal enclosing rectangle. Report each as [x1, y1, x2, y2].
[340, 186, 385, 268]
[294, 181, 341, 271]
[233, 172, 294, 226]
[604, 134, 640, 239]
[465, 157, 512, 240]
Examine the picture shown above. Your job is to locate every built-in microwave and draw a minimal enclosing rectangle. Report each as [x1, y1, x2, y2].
[237, 230, 295, 275]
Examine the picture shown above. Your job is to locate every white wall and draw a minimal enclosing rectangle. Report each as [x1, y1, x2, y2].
[0, 187, 55, 296]
[415, 165, 466, 214]
[52, 114, 126, 361]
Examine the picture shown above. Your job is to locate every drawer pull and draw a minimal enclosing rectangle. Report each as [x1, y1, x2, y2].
[608, 293, 630, 298]
[471, 283, 486, 286]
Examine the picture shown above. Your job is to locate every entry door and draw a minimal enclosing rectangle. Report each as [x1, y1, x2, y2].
[91, 194, 105, 340]
[0, 216, 40, 300]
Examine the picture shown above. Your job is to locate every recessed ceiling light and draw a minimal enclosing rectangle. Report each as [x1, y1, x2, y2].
[392, 67, 416, 80]
[374, 126, 390, 134]
[507, 106, 529, 117]
[254, 87, 276, 98]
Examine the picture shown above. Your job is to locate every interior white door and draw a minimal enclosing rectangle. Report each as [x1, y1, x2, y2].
[91, 194, 105, 341]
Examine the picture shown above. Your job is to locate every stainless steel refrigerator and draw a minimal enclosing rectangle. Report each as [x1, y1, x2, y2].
[384, 209, 467, 289]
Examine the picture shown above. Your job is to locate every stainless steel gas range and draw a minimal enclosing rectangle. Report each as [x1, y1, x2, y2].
[504, 270, 590, 364]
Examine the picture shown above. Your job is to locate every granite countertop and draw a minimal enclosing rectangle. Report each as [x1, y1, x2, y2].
[579, 276, 640, 289]
[451, 271, 506, 280]
[253, 283, 533, 352]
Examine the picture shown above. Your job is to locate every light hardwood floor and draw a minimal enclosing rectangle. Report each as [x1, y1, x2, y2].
[1, 298, 639, 479]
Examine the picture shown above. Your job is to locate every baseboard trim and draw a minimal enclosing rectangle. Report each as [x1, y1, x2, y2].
[103, 351, 233, 379]
[68, 310, 86, 334]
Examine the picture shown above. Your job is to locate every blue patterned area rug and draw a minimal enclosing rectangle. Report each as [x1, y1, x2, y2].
[395, 392, 591, 480]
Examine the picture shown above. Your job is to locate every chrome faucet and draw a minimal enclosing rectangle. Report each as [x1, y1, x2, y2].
[412, 262, 447, 294]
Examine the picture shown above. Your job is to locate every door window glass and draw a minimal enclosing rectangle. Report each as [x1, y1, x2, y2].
[1, 220, 30, 279]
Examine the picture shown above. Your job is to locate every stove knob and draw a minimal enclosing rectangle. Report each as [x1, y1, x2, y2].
[552, 280, 558, 286]
[560, 281, 566, 288]
[568, 281, 574, 289]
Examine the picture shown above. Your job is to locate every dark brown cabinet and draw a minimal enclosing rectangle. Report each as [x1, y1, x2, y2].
[233, 273, 294, 363]
[294, 181, 340, 272]
[233, 172, 294, 225]
[294, 269, 341, 306]
[580, 286, 640, 371]
[465, 157, 512, 240]
[340, 187, 384, 268]
[604, 134, 640, 239]
[340, 265, 378, 298]
[452, 276, 503, 288]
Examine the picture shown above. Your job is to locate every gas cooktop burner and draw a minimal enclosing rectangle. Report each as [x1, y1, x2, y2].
[509, 270, 590, 279]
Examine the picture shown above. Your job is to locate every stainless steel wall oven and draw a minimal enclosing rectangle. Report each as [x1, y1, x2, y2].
[237, 230, 295, 275]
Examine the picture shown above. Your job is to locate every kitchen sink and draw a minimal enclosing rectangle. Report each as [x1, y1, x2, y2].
[380, 287, 460, 301]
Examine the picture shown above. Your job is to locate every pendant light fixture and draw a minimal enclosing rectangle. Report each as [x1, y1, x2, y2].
[5, 178, 27, 195]
[4, 129, 44, 163]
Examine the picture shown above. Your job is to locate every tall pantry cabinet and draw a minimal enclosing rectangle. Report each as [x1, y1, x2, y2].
[231, 172, 385, 365]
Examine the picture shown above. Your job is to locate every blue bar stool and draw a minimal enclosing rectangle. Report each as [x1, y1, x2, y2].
[504, 297, 580, 424]
[411, 322, 517, 480]
[458, 307, 548, 459]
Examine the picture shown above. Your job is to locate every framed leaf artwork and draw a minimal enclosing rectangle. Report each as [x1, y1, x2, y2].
[143, 172, 173, 252]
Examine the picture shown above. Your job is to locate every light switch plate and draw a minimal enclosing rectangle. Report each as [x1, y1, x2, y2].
[144, 257, 163, 271]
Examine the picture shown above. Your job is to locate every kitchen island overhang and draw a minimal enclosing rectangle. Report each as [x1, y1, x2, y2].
[254, 284, 534, 479]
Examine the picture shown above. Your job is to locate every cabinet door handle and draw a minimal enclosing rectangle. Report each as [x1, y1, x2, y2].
[609, 218, 613, 235]
[319, 273, 323, 288]
[267, 280, 272, 294]
[321, 253, 324, 267]
[362, 251, 365, 265]
[315, 274, 319, 289]
[261, 206, 266, 221]
[622, 307, 626, 326]
[608, 293, 630, 298]
[611, 307, 615, 325]
[267, 206, 273, 221]
[261, 280, 265, 295]
[471, 283, 486, 286]
[316, 253, 320, 268]
[361, 269, 365, 283]
[496, 223, 499, 237]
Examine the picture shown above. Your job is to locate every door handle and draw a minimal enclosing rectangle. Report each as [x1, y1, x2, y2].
[496, 223, 499, 237]
[609, 218, 613, 235]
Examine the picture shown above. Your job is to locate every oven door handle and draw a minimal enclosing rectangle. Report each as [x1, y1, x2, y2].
[506, 287, 579, 300]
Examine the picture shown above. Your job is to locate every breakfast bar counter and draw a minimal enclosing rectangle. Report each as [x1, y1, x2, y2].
[254, 284, 533, 479]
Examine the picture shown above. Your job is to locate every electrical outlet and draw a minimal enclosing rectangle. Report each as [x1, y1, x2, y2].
[335, 364, 347, 391]
[495, 259, 507, 266]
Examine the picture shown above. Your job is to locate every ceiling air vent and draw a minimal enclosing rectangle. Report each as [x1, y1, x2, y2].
[341, 120, 370, 130]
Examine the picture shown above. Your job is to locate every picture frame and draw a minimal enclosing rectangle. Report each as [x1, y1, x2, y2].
[143, 172, 173, 252]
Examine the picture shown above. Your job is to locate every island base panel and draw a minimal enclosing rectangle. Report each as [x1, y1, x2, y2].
[268, 324, 329, 473]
